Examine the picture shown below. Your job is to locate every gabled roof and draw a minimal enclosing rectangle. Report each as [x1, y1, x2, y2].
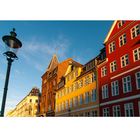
[64, 60, 83, 76]
[104, 20, 117, 44]
[46, 54, 59, 72]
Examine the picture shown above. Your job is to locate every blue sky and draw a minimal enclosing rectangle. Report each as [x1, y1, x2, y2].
[0, 20, 113, 113]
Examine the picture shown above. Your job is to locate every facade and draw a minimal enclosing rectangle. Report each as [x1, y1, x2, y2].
[6, 87, 40, 117]
[98, 20, 140, 116]
[55, 58, 99, 116]
[39, 55, 75, 116]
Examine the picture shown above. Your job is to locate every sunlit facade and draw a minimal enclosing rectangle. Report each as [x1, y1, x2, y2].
[6, 87, 40, 117]
[55, 58, 99, 116]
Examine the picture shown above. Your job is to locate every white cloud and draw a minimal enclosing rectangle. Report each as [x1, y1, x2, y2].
[20, 35, 70, 72]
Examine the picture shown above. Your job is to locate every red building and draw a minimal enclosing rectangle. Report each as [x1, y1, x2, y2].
[98, 20, 140, 116]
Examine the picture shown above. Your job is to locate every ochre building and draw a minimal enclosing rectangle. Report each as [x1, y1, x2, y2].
[55, 57, 99, 116]
[6, 87, 40, 117]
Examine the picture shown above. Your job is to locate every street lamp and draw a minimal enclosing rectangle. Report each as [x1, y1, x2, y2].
[0, 28, 22, 117]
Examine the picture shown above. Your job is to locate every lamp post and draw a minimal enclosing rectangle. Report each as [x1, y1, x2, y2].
[0, 28, 22, 117]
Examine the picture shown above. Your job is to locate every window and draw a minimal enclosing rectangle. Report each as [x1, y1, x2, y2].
[65, 100, 69, 110]
[121, 54, 129, 67]
[75, 82, 79, 90]
[30, 99, 32, 103]
[75, 70, 78, 77]
[35, 99, 38, 103]
[85, 92, 90, 104]
[73, 96, 78, 107]
[91, 89, 96, 102]
[119, 33, 126, 46]
[131, 24, 140, 39]
[110, 61, 117, 72]
[59, 91, 62, 97]
[102, 84, 109, 99]
[122, 76, 132, 93]
[118, 20, 125, 28]
[113, 105, 121, 116]
[79, 94, 83, 105]
[70, 99, 73, 108]
[79, 80, 83, 88]
[109, 41, 116, 53]
[101, 66, 107, 77]
[135, 71, 140, 89]
[62, 102, 64, 111]
[103, 108, 110, 116]
[62, 89, 64, 96]
[111, 80, 119, 96]
[133, 47, 140, 61]
[92, 73, 96, 82]
[85, 76, 91, 85]
[124, 103, 134, 116]
[85, 112, 90, 117]
[91, 110, 98, 116]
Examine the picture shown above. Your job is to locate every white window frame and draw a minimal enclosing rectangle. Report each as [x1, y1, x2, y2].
[131, 24, 140, 39]
[122, 76, 132, 93]
[118, 20, 125, 28]
[124, 103, 134, 116]
[121, 54, 129, 68]
[113, 105, 121, 116]
[111, 80, 119, 96]
[79, 80, 83, 88]
[102, 84, 109, 99]
[135, 71, 140, 89]
[101, 66, 107, 77]
[103, 107, 110, 116]
[133, 47, 140, 62]
[119, 33, 126, 47]
[91, 110, 98, 116]
[109, 41, 116, 53]
[110, 61, 117, 73]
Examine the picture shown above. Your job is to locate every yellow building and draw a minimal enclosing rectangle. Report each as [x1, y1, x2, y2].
[55, 58, 99, 116]
[6, 87, 40, 117]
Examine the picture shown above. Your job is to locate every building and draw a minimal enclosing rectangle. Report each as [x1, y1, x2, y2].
[39, 55, 75, 116]
[98, 20, 140, 116]
[55, 57, 99, 116]
[6, 87, 40, 117]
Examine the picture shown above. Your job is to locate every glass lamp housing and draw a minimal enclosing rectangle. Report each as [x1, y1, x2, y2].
[2, 29, 22, 58]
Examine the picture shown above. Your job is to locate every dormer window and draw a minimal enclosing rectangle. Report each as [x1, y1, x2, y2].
[118, 20, 125, 28]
